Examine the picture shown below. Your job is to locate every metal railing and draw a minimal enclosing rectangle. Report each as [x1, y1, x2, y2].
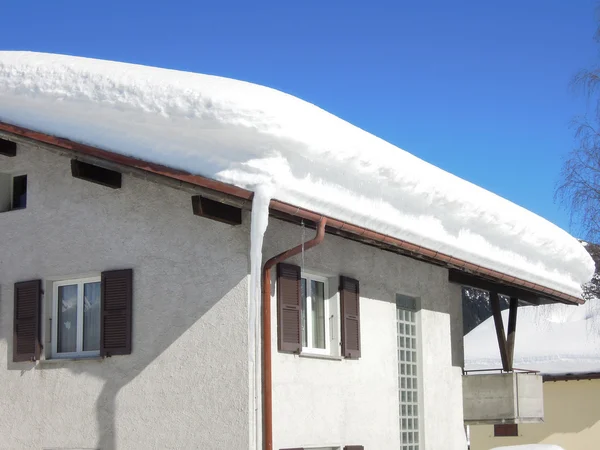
[463, 367, 540, 375]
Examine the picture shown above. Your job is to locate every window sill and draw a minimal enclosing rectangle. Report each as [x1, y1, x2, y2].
[39, 356, 103, 364]
[0, 207, 26, 214]
[299, 352, 343, 361]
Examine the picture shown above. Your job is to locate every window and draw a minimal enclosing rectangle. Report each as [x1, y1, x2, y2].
[0, 173, 27, 212]
[277, 264, 357, 357]
[494, 424, 518, 437]
[52, 277, 101, 358]
[12, 175, 27, 209]
[397, 294, 421, 450]
[13, 270, 132, 362]
[301, 273, 330, 355]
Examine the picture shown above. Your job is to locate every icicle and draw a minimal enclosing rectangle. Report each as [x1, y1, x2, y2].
[248, 183, 274, 450]
[301, 220, 306, 273]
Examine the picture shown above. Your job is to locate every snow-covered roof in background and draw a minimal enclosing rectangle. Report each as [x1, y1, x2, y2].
[464, 301, 600, 375]
[0, 51, 594, 297]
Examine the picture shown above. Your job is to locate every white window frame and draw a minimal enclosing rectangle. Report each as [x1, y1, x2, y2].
[301, 272, 331, 356]
[51, 276, 101, 359]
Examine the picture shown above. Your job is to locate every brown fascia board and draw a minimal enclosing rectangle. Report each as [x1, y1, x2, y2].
[0, 120, 584, 306]
[543, 372, 600, 382]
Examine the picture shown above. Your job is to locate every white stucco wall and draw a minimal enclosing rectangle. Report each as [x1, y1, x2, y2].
[0, 138, 469, 450]
[0, 142, 250, 450]
[264, 220, 468, 450]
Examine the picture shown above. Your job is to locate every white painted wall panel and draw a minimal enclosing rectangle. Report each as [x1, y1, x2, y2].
[264, 220, 468, 450]
[0, 143, 250, 450]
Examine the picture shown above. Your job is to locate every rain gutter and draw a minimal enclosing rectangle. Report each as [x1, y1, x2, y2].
[260, 218, 327, 450]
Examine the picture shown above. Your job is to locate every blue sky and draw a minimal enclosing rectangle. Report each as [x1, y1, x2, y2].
[1, 1, 598, 233]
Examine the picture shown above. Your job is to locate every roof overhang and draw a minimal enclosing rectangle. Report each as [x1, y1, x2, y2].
[543, 372, 600, 382]
[0, 120, 584, 306]
[448, 269, 581, 305]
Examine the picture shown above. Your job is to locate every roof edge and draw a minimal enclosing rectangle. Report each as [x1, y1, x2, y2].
[0, 121, 584, 305]
[543, 372, 600, 382]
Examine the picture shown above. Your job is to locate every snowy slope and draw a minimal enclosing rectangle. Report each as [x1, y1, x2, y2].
[0, 51, 594, 297]
[464, 301, 600, 375]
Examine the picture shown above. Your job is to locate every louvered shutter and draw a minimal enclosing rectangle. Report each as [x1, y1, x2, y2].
[344, 446, 364, 450]
[277, 263, 302, 353]
[101, 269, 133, 356]
[340, 276, 361, 359]
[13, 280, 42, 362]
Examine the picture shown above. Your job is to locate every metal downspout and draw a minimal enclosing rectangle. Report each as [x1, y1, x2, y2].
[261, 218, 327, 450]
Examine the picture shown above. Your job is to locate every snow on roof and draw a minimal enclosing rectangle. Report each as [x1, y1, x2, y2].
[464, 301, 600, 375]
[0, 51, 594, 297]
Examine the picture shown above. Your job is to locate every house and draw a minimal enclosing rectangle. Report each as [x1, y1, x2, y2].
[464, 300, 600, 450]
[0, 52, 594, 450]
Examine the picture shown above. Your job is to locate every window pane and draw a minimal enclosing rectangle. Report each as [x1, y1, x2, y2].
[311, 280, 326, 349]
[83, 282, 101, 351]
[58, 285, 78, 353]
[301, 278, 307, 347]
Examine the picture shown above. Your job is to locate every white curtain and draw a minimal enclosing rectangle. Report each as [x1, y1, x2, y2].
[83, 282, 101, 351]
[58, 285, 78, 353]
[311, 280, 326, 349]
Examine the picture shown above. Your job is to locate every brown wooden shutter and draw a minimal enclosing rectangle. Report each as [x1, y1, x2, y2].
[340, 276, 361, 359]
[13, 280, 42, 362]
[101, 269, 133, 356]
[277, 263, 302, 353]
[344, 446, 364, 450]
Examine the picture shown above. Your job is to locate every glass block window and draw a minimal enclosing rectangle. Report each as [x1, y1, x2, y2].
[397, 294, 420, 450]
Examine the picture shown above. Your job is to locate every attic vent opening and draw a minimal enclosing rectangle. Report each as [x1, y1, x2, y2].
[0, 138, 17, 157]
[71, 160, 122, 189]
[191, 195, 242, 225]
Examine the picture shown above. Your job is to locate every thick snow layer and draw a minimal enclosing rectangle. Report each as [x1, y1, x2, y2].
[491, 446, 565, 450]
[0, 51, 594, 297]
[464, 301, 600, 375]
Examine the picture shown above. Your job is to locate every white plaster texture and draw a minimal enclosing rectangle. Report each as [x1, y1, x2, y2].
[264, 219, 468, 450]
[0, 140, 469, 450]
[0, 143, 250, 450]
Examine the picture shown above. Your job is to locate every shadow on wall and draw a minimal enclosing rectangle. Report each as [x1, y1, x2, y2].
[3, 264, 246, 450]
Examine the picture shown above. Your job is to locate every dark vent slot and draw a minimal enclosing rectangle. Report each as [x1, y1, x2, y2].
[494, 423, 518, 437]
[191, 195, 242, 225]
[0, 138, 17, 157]
[71, 160, 122, 189]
